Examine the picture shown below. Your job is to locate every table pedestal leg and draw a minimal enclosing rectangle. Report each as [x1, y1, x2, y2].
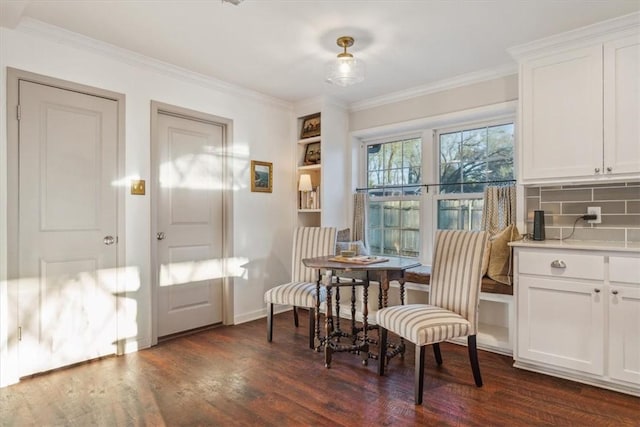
[325, 285, 333, 368]
[361, 281, 369, 365]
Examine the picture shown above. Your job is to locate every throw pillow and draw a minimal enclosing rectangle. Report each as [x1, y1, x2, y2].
[481, 237, 491, 277]
[336, 240, 370, 256]
[337, 228, 351, 242]
[487, 224, 521, 285]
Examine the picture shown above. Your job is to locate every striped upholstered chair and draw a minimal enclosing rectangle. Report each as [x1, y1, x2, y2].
[264, 227, 337, 349]
[376, 229, 489, 404]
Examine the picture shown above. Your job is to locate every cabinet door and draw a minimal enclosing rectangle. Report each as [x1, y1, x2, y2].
[609, 285, 640, 385]
[517, 276, 604, 375]
[521, 45, 603, 181]
[604, 35, 640, 176]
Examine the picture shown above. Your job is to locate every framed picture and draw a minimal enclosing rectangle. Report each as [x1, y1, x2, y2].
[303, 142, 321, 165]
[300, 113, 321, 139]
[251, 160, 272, 193]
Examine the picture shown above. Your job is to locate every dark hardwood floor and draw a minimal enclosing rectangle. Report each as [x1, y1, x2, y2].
[1, 310, 638, 426]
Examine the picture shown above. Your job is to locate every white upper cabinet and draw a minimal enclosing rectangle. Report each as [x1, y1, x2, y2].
[512, 14, 640, 184]
[520, 45, 603, 181]
[604, 35, 640, 176]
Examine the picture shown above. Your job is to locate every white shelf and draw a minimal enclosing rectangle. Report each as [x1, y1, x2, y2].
[297, 164, 321, 171]
[449, 323, 512, 356]
[298, 136, 321, 145]
[298, 209, 321, 213]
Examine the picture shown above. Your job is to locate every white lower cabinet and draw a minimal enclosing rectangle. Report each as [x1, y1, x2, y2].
[518, 275, 604, 375]
[608, 256, 640, 385]
[513, 246, 640, 396]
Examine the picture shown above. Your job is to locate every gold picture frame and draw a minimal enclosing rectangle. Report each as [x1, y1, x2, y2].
[303, 142, 321, 165]
[300, 113, 321, 139]
[251, 160, 272, 193]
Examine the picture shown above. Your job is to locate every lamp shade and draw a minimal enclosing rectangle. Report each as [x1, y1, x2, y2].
[325, 57, 365, 87]
[298, 174, 313, 192]
[325, 36, 365, 87]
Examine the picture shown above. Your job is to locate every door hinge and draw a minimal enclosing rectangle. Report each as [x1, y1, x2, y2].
[18, 326, 22, 341]
[17, 105, 21, 121]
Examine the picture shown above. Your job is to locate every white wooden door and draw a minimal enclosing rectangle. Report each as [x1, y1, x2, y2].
[520, 45, 603, 181]
[18, 80, 119, 377]
[604, 34, 640, 176]
[156, 112, 224, 337]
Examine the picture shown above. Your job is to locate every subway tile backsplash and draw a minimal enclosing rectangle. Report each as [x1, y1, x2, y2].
[525, 181, 640, 243]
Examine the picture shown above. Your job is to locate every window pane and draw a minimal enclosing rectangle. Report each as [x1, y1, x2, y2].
[487, 158, 514, 181]
[367, 200, 420, 258]
[437, 199, 484, 231]
[488, 124, 514, 158]
[368, 171, 381, 188]
[365, 137, 422, 259]
[401, 229, 420, 257]
[440, 132, 461, 162]
[383, 141, 403, 170]
[367, 144, 382, 172]
[439, 122, 514, 194]
[383, 202, 400, 227]
[383, 229, 400, 255]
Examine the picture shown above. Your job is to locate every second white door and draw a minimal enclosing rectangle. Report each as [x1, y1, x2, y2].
[155, 112, 224, 337]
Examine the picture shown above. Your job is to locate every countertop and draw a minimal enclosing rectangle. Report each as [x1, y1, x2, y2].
[510, 239, 640, 253]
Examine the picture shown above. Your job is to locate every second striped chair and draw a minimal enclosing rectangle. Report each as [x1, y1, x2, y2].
[376, 229, 489, 404]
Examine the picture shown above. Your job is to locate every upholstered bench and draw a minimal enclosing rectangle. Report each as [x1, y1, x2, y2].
[404, 265, 513, 296]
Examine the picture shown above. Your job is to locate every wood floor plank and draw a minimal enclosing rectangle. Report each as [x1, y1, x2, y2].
[1, 310, 638, 426]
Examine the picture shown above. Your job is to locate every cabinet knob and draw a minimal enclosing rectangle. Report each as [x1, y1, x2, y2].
[594, 167, 600, 174]
[550, 260, 566, 268]
[612, 290, 619, 295]
[594, 288, 601, 293]
[606, 166, 612, 173]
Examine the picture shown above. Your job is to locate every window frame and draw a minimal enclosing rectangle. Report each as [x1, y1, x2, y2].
[434, 117, 516, 232]
[355, 101, 517, 265]
[362, 132, 425, 258]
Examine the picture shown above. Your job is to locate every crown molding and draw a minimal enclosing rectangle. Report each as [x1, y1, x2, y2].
[349, 63, 517, 112]
[508, 11, 640, 59]
[14, 18, 293, 111]
[294, 95, 348, 116]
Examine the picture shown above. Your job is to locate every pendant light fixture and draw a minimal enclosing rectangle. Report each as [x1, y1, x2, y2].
[325, 36, 365, 87]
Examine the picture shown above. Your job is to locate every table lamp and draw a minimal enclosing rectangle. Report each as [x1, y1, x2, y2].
[298, 174, 313, 209]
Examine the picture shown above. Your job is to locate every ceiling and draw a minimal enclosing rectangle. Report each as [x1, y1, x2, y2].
[1, 0, 639, 107]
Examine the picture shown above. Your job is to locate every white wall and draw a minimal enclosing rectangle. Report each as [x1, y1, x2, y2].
[349, 74, 518, 132]
[0, 23, 295, 387]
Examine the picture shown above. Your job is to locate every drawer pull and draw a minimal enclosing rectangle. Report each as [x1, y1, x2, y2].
[550, 260, 566, 269]
[612, 290, 619, 295]
[594, 288, 601, 293]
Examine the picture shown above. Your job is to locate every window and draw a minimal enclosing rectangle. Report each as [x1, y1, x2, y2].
[359, 106, 515, 262]
[365, 137, 421, 257]
[437, 122, 514, 231]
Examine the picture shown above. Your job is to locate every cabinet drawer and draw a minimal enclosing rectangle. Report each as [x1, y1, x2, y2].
[518, 250, 604, 280]
[609, 256, 640, 284]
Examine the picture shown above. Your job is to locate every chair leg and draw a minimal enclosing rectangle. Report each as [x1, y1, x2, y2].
[468, 335, 483, 387]
[293, 306, 299, 327]
[432, 342, 443, 365]
[267, 303, 274, 342]
[378, 327, 388, 376]
[308, 308, 315, 350]
[415, 345, 425, 405]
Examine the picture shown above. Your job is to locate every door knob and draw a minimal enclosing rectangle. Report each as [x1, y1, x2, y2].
[103, 235, 115, 245]
[156, 232, 166, 240]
